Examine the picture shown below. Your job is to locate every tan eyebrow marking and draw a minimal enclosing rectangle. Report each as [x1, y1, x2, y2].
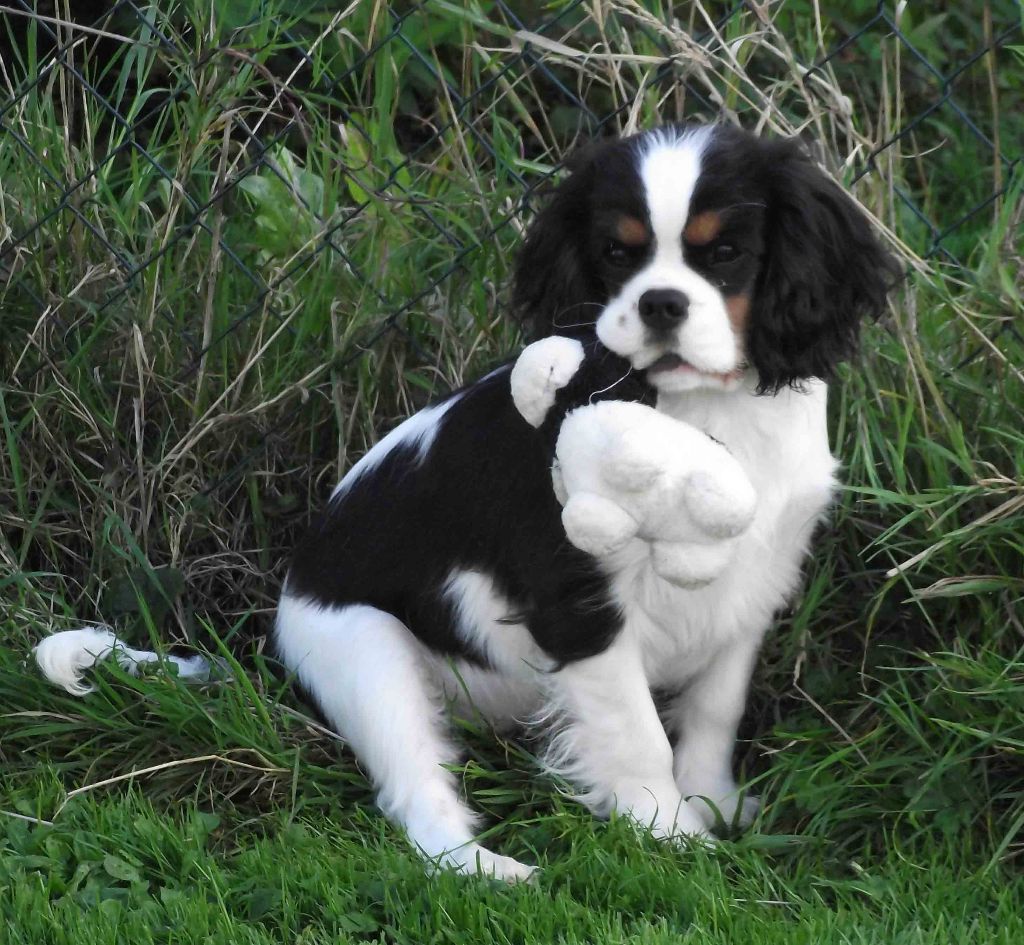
[683, 210, 724, 246]
[615, 216, 649, 246]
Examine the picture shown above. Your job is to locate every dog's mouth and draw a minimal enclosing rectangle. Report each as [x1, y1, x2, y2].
[643, 351, 744, 382]
[646, 352, 691, 373]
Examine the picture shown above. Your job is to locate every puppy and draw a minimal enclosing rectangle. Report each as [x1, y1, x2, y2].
[35, 123, 896, 883]
[274, 123, 895, 879]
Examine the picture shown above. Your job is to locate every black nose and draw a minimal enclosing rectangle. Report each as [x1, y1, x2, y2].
[638, 289, 689, 331]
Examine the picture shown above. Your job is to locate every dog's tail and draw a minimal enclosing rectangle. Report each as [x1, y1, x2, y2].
[34, 626, 216, 696]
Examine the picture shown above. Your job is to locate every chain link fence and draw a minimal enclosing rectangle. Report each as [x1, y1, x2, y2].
[1, 1, 1020, 631]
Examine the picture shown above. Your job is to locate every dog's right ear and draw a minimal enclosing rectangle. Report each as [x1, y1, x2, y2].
[512, 144, 606, 339]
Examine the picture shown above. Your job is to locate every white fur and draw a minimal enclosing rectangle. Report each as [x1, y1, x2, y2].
[595, 128, 743, 389]
[435, 568, 550, 726]
[274, 594, 537, 882]
[34, 626, 214, 695]
[668, 637, 762, 828]
[543, 380, 834, 833]
[273, 358, 835, 878]
[503, 347, 835, 836]
[509, 336, 585, 427]
[542, 634, 710, 840]
[608, 379, 835, 821]
[331, 395, 461, 499]
[443, 569, 554, 678]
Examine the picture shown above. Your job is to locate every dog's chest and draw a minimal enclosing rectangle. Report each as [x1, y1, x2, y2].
[616, 382, 838, 687]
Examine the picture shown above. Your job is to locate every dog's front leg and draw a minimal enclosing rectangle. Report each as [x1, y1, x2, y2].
[547, 636, 710, 840]
[671, 639, 761, 830]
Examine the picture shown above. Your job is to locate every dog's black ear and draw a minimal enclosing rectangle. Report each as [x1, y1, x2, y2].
[748, 139, 901, 392]
[512, 145, 606, 339]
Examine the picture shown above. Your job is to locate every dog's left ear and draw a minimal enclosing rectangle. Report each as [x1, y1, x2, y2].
[748, 139, 901, 392]
[512, 143, 608, 340]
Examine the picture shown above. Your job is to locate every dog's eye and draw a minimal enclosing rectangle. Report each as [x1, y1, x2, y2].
[709, 242, 740, 264]
[603, 240, 636, 265]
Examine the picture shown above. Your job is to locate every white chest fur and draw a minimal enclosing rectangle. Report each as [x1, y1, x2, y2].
[438, 377, 838, 716]
[612, 379, 838, 689]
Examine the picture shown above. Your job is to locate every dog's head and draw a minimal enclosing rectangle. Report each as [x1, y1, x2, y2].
[513, 124, 899, 393]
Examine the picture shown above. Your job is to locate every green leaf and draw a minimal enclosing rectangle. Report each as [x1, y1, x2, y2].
[102, 854, 142, 884]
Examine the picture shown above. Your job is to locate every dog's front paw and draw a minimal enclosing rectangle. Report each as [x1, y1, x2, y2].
[680, 780, 761, 831]
[614, 786, 714, 845]
[510, 336, 585, 428]
[435, 843, 539, 884]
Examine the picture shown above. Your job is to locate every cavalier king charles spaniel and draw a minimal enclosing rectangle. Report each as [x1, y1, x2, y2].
[36, 123, 896, 882]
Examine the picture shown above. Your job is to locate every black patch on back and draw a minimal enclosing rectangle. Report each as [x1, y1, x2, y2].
[285, 344, 654, 668]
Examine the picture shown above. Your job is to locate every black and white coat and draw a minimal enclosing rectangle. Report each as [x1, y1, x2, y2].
[36, 123, 895, 883]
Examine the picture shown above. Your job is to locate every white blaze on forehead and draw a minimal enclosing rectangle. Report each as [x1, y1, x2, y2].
[638, 127, 714, 259]
[594, 125, 740, 385]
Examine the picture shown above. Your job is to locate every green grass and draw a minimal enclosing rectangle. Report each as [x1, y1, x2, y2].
[2, 646, 1023, 944]
[1, 1, 1023, 942]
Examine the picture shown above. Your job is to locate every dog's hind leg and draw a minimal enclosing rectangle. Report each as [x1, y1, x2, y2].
[274, 595, 536, 882]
